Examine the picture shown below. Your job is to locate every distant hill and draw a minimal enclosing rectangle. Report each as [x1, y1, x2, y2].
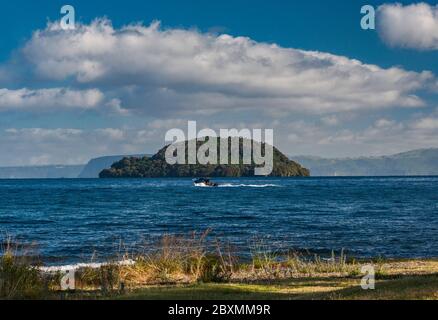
[292, 148, 438, 176]
[78, 155, 147, 178]
[3, 148, 438, 179]
[0, 165, 84, 179]
[100, 138, 310, 178]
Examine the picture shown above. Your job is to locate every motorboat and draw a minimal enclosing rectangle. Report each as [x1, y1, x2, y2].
[193, 178, 219, 187]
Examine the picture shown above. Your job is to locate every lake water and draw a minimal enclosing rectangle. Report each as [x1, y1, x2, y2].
[0, 177, 437, 265]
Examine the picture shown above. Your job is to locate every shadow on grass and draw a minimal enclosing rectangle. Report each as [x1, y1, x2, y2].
[114, 273, 438, 300]
[325, 274, 438, 300]
[40, 273, 438, 300]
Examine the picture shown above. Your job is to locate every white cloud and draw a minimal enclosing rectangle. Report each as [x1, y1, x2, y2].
[0, 88, 103, 110]
[105, 98, 130, 115]
[411, 117, 438, 130]
[4, 128, 84, 141]
[95, 128, 126, 140]
[1, 18, 438, 164]
[321, 115, 340, 126]
[28, 155, 52, 166]
[378, 3, 438, 50]
[374, 118, 396, 128]
[15, 18, 434, 115]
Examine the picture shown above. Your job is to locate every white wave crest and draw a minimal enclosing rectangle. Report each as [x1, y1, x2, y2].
[40, 259, 135, 272]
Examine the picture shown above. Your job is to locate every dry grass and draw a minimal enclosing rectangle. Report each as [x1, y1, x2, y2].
[1, 233, 437, 300]
[76, 230, 234, 290]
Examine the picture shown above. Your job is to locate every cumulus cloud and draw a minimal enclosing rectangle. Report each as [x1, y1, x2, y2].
[377, 3, 438, 50]
[14, 19, 434, 115]
[0, 88, 103, 110]
[1, 18, 438, 165]
[411, 117, 438, 130]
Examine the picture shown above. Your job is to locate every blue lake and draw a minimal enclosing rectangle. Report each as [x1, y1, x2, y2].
[0, 177, 437, 264]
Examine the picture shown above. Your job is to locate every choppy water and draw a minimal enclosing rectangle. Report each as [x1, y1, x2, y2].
[0, 177, 437, 265]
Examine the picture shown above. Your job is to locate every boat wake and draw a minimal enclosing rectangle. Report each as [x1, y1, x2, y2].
[218, 183, 280, 188]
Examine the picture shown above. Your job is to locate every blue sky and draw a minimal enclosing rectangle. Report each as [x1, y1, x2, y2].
[0, 0, 438, 165]
[1, 0, 437, 71]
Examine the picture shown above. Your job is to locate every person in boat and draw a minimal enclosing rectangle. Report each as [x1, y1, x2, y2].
[194, 178, 219, 187]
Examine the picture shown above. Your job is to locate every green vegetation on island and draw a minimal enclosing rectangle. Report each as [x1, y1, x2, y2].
[99, 137, 310, 178]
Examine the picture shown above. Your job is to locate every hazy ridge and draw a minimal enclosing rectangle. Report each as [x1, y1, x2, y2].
[2, 148, 438, 178]
[292, 148, 438, 176]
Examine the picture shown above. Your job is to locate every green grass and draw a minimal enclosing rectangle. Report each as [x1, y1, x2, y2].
[0, 247, 47, 299]
[330, 274, 438, 300]
[115, 274, 438, 300]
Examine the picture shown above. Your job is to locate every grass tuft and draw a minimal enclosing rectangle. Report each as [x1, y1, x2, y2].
[0, 239, 45, 299]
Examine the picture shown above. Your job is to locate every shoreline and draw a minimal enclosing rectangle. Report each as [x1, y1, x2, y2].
[36, 256, 438, 272]
[1, 233, 437, 300]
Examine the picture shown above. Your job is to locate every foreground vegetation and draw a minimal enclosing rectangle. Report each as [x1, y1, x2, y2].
[1, 233, 437, 300]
